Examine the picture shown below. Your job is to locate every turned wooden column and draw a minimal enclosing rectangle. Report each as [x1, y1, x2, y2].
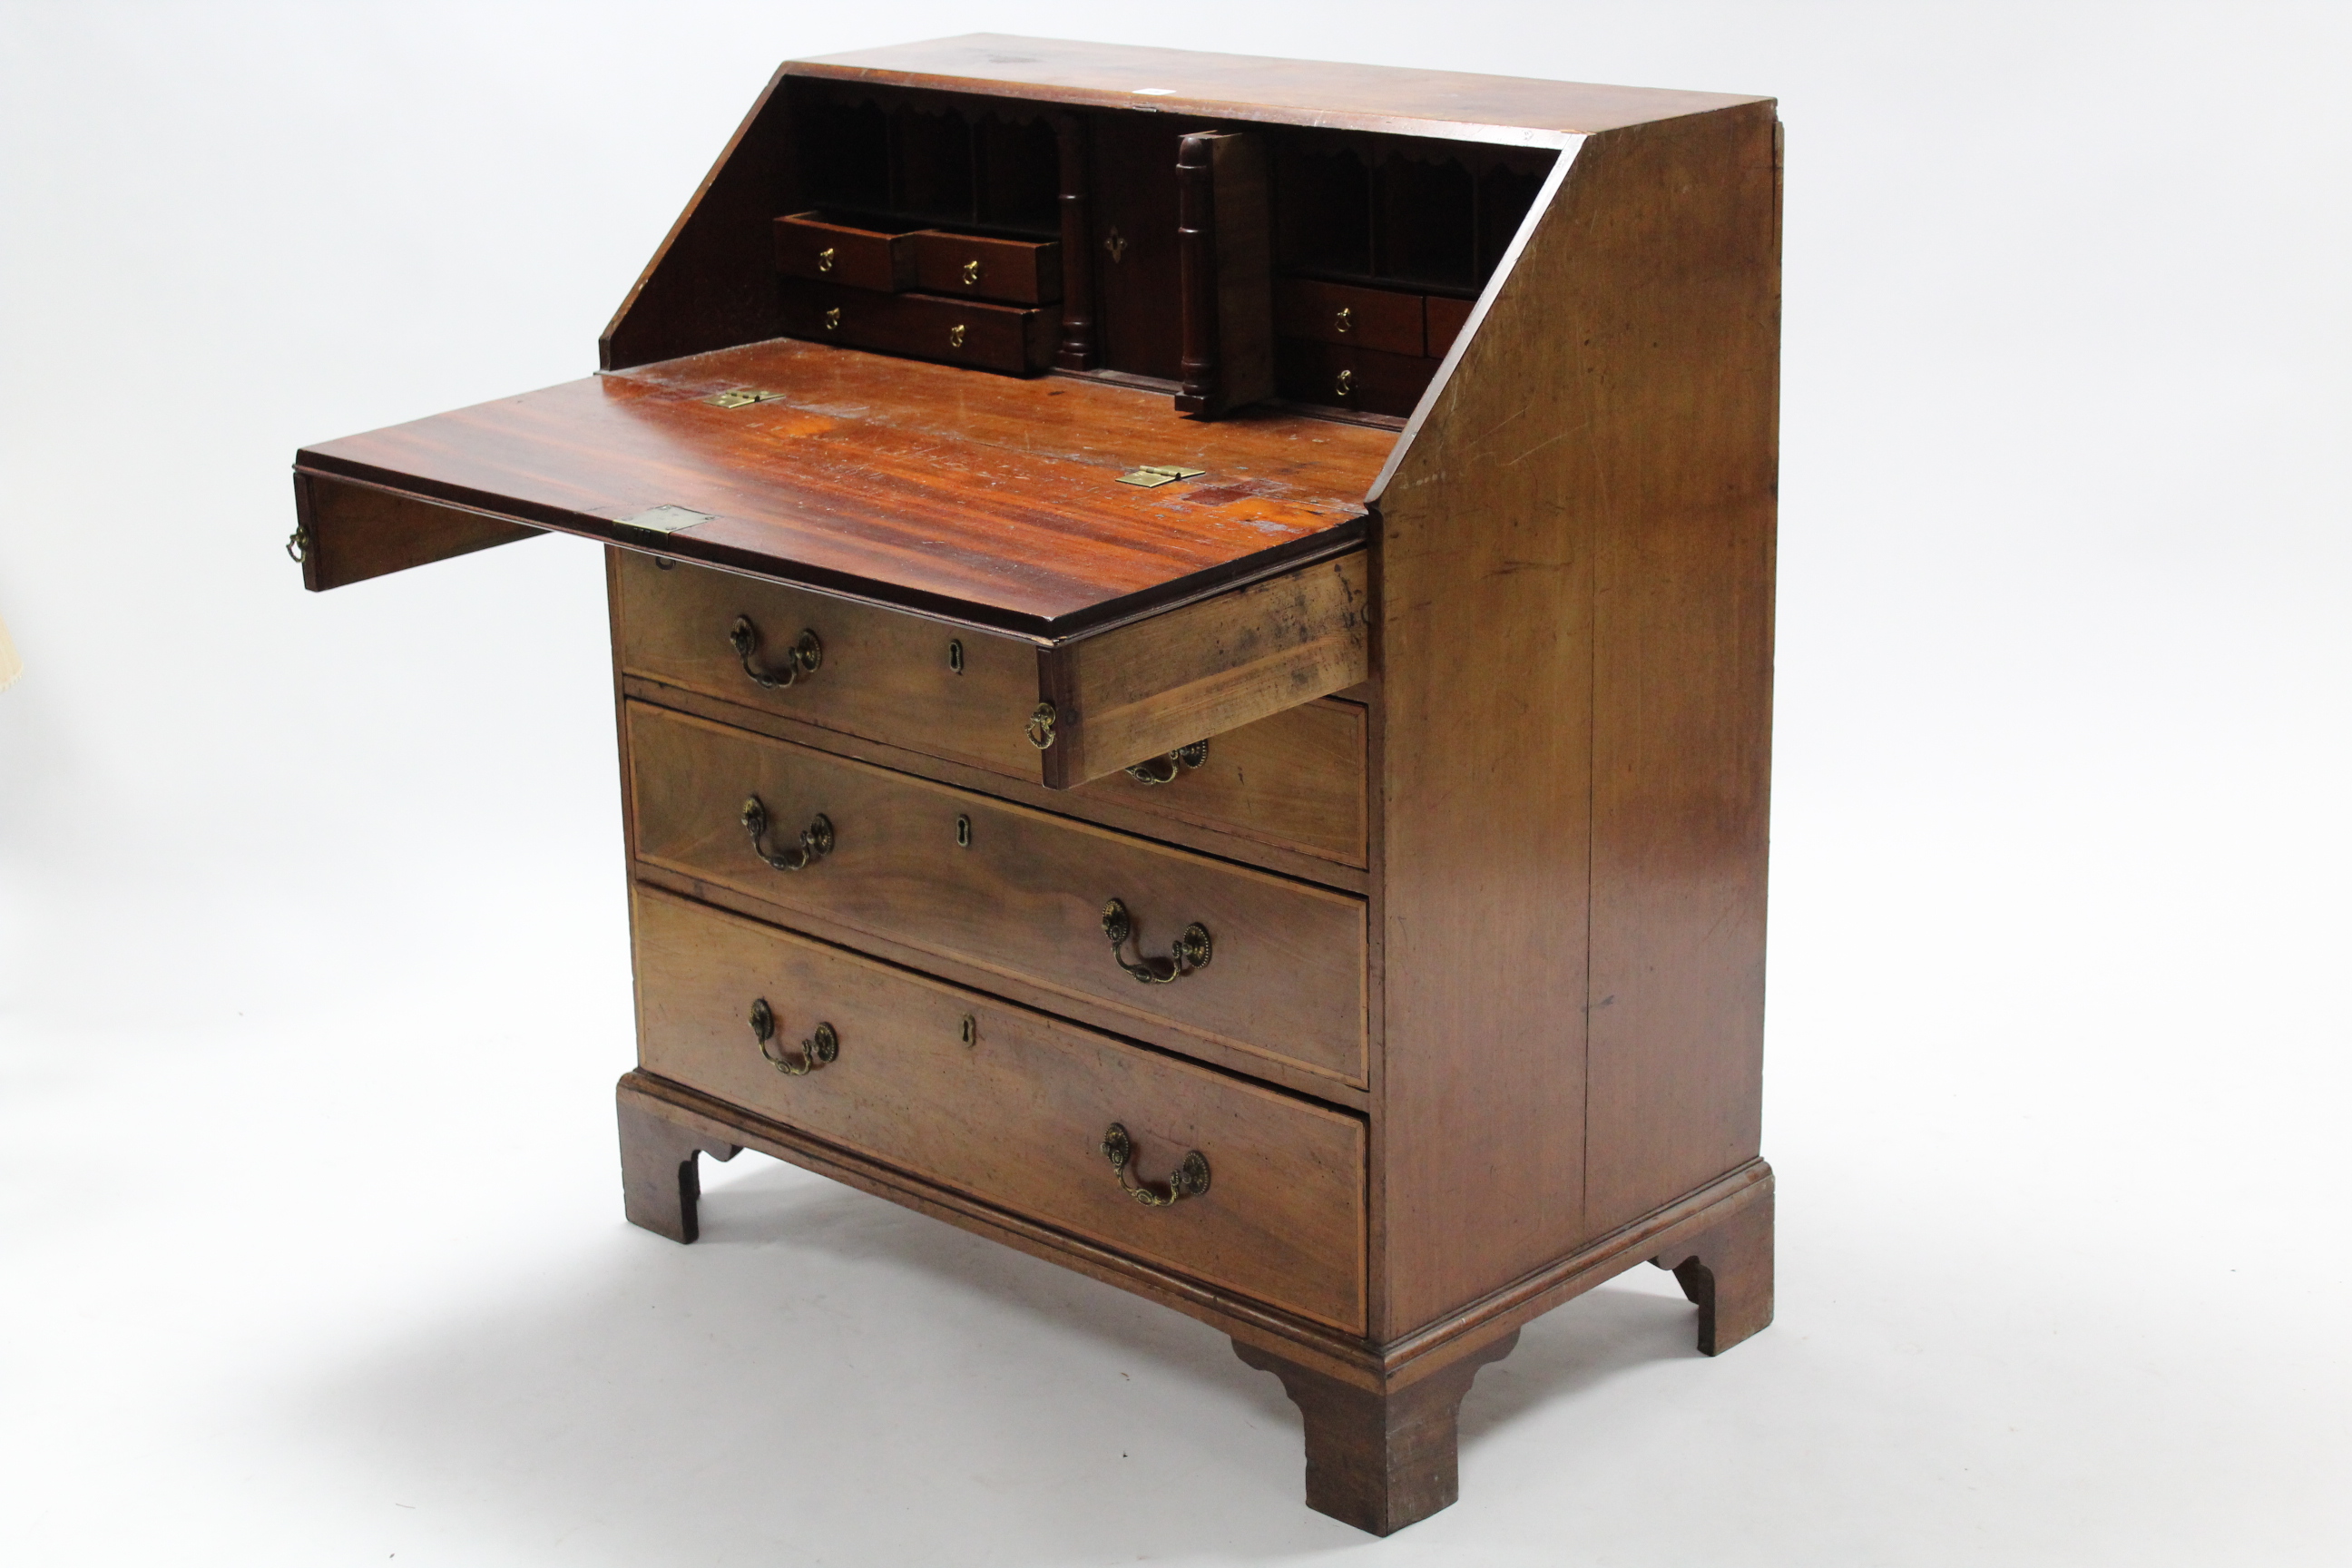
[1233, 1330, 1521, 1535]
[1052, 111, 1097, 371]
[1174, 132, 1220, 411]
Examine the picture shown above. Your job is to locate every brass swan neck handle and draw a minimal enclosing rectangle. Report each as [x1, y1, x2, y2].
[729, 615, 821, 690]
[1123, 740, 1209, 786]
[1100, 898, 1212, 985]
[1100, 1122, 1210, 1208]
[750, 998, 838, 1076]
[742, 796, 834, 872]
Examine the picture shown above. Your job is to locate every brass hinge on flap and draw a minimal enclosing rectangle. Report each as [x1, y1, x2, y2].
[614, 505, 715, 537]
[703, 387, 786, 409]
[1117, 464, 1207, 488]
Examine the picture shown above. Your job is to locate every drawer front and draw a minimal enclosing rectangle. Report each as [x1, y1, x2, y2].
[615, 550, 1044, 778]
[617, 554, 1370, 865]
[1075, 698, 1366, 868]
[1425, 294, 1475, 357]
[626, 701, 1368, 1084]
[1273, 278, 1426, 357]
[909, 230, 1063, 305]
[781, 279, 1055, 375]
[632, 887, 1367, 1330]
[1276, 337, 1438, 418]
[774, 212, 916, 292]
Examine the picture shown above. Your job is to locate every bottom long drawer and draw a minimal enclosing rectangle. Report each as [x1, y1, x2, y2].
[632, 886, 1367, 1333]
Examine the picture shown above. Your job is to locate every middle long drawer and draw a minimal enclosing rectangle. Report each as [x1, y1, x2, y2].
[626, 701, 1368, 1085]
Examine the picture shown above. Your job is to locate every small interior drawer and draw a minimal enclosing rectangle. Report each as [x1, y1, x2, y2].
[1273, 278, 1426, 357]
[1425, 294, 1475, 357]
[781, 278, 1055, 375]
[908, 230, 1063, 305]
[1275, 337, 1438, 418]
[774, 211, 918, 291]
[632, 886, 1367, 1330]
[624, 702, 1369, 1086]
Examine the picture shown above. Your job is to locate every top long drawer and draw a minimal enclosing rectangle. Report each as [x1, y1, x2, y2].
[611, 549, 1367, 789]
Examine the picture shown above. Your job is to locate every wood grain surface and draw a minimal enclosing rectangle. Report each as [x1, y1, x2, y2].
[908, 230, 1063, 304]
[625, 702, 1369, 1083]
[619, 550, 1369, 863]
[1040, 550, 1369, 787]
[600, 64, 793, 369]
[1573, 107, 1779, 1234]
[297, 335, 1387, 635]
[632, 886, 1367, 1330]
[779, 279, 1057, 375]
[1366, 103, 1778, 1337]
[1276, 279, 1428, 358]
[774, 212, 920, 291]
[614, 549, 1044, 777]
[293, 472, 541, 592]
[620, 1068, 1769, 1395]
[1233, 1328, 1520, 1534]
[791, 35, 1764, 143]
[616, 548, 1367, 787]
[621, 672, 1371, 887]
[1076, 696, 1367, 868]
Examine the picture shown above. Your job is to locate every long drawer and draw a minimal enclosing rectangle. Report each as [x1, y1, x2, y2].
[613, 551, 1368, 865]
[625, 701, 1368, 1084]
[632, 887, 1367, 1330]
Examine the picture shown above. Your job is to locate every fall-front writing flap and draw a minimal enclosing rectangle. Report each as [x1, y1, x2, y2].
[292, 336, 1385, 637]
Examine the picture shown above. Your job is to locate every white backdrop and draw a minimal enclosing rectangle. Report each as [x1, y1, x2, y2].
[4, 4, 2347, 1563]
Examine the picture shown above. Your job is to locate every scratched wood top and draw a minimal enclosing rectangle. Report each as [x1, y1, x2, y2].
[792, 34, 1767, 143]
[297, 338, 1392, 637]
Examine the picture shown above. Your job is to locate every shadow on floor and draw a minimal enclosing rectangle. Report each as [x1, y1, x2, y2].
[304, 1153, 1703, 1564]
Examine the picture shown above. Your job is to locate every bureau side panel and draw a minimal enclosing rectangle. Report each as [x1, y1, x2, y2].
[1580, 106, 1779, 1230]
[1366, 155, 1593, 1340]
[600, 65, 795, 370]
[1369, 102, 1779, 1337]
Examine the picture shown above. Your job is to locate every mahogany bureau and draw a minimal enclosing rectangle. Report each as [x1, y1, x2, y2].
[288, 35, 1780, 1535]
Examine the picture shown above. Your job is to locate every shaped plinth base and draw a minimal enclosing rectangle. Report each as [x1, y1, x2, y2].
[1651, 1179, 1775, 1355]
[617, 1082, 741, 1243]
[1233, 1330, 1520, 1536]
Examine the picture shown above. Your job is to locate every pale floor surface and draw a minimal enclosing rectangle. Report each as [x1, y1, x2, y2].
[2, 862, 2346, 1567]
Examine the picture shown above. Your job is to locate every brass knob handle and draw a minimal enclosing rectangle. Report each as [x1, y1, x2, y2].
[1334, 306, 1352, 335]
[1101, 1123, 1210, 1208]
[1123, 740, 1209, 786]
[947, 323, 967, 348]
[741, 796, 834, 872]
[1334, 368, 1355, 399]
[961, 259, 982, 286]
[729, 615, 821, 689]
[1025, 701, 1057, 750]
[815, 246, 836, 273]
[751, 998, 838, 1076]
[1101, 898, 1211, 985]
[823, 307, 841, 331]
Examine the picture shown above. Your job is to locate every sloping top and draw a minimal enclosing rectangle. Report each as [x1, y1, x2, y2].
[791, 34, 1764, 144]
[296, 338, 1391, 637]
